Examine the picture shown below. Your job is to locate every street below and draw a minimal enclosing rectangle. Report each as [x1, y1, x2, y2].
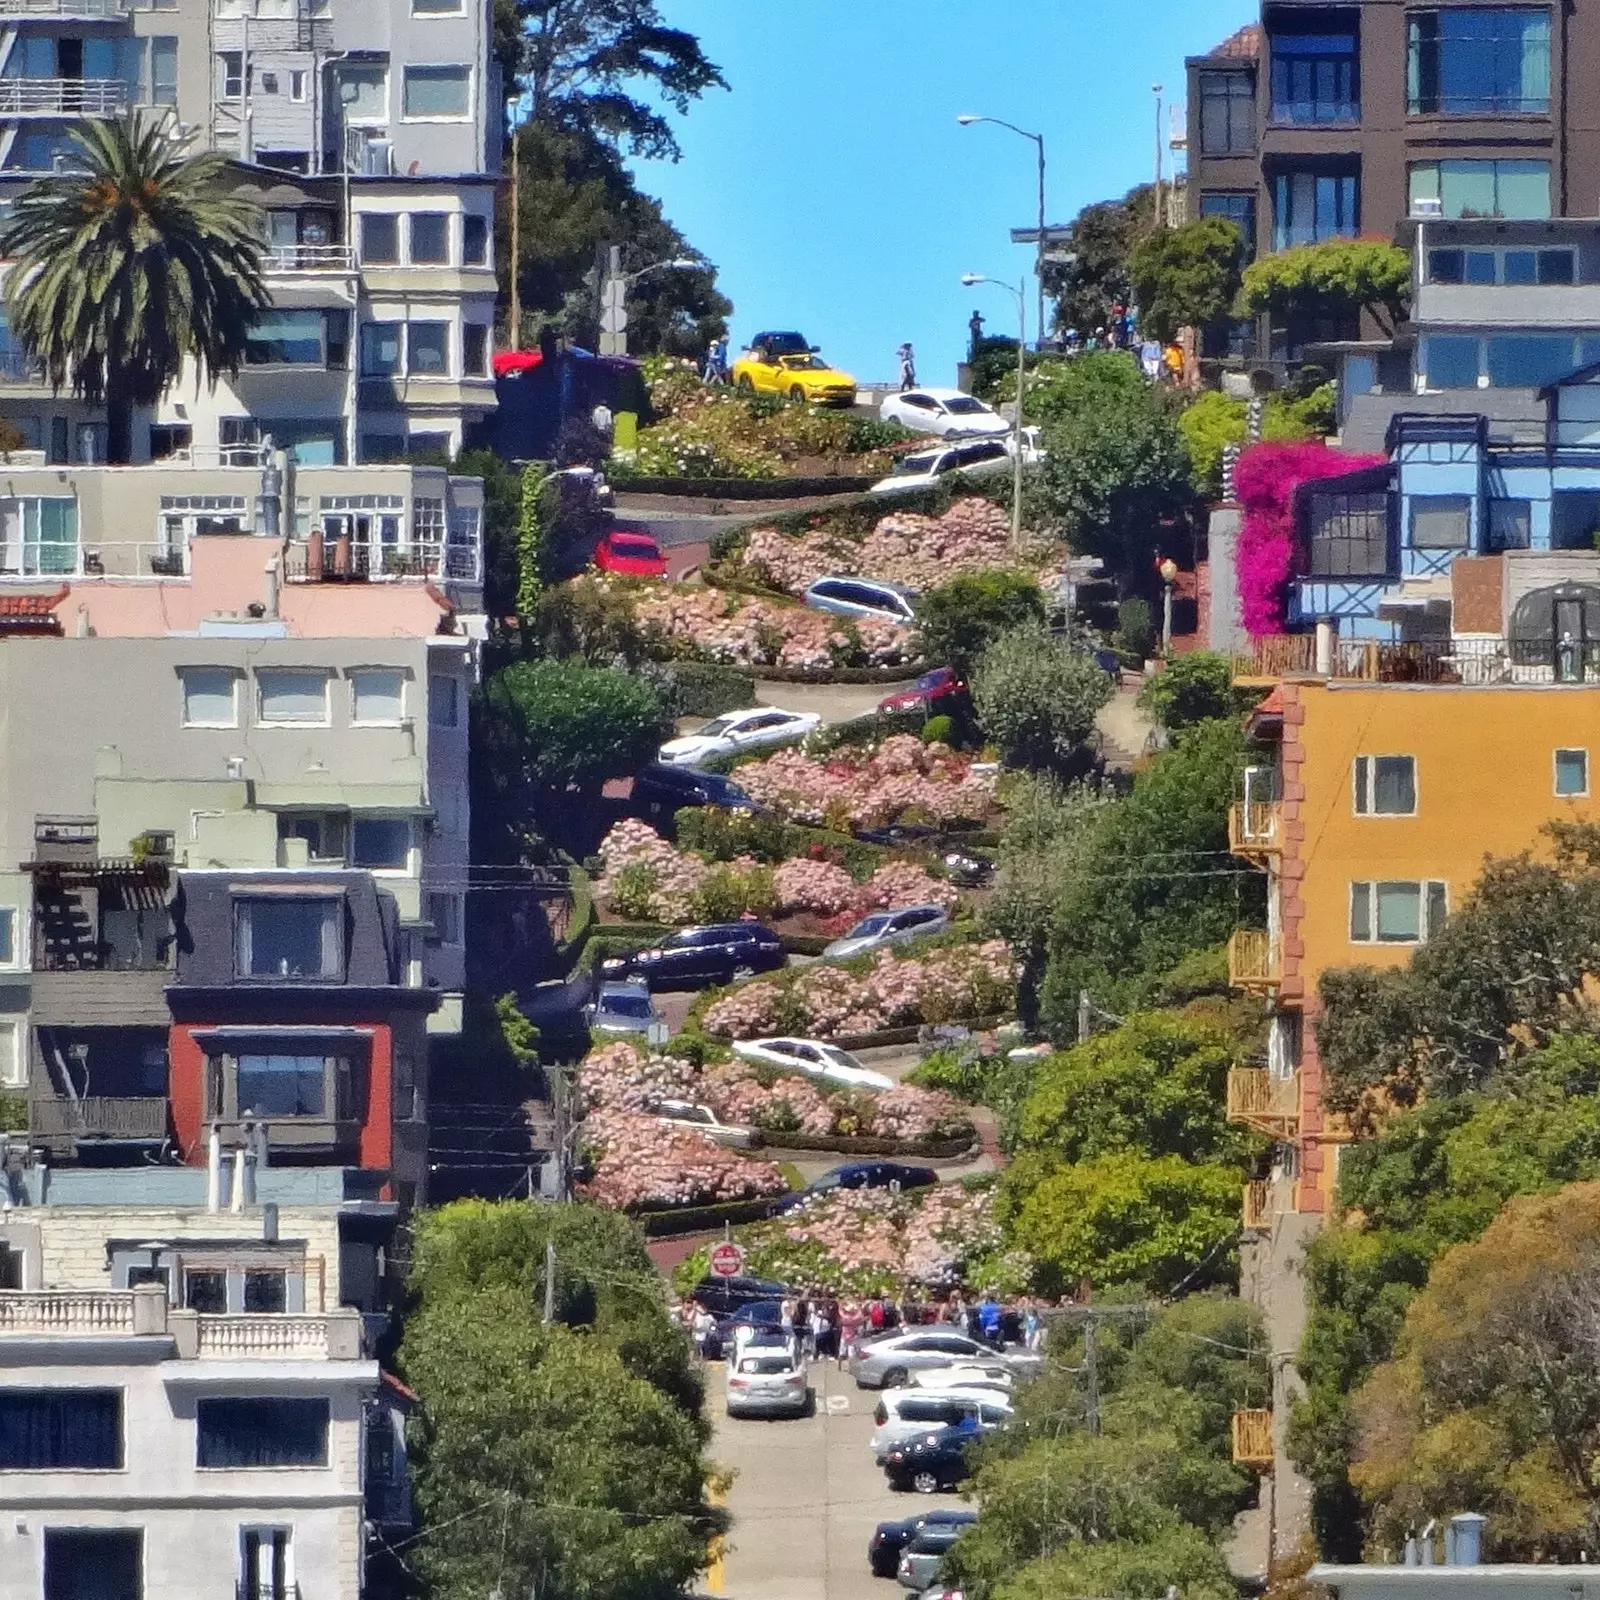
[703, 1357, 955, 1600]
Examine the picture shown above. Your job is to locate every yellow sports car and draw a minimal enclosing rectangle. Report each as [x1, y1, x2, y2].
[732, 334, 857, 407]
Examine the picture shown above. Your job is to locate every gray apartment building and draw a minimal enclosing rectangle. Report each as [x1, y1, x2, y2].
[1187, 1, 1600, 357]
[0, 0, 502, 465]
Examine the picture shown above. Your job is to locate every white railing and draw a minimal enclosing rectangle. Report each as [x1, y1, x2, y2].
[0, 77, 126, 115]
[195, 1314, 331, 1360]
[0, 0, 129, 13]
[264, 243, 356, 273]
[0, 1290, 135, 1335]
[0, 543, 80, 580]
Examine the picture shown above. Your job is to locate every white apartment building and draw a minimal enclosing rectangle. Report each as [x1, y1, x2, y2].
[0, 1164, 408, 1600]
[0, 0, 502, 464]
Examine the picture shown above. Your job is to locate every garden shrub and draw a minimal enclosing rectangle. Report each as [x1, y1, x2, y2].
[922, 715, 954, 745]
[658, 660, 757, 718]
[1115, 597, 1156, 661]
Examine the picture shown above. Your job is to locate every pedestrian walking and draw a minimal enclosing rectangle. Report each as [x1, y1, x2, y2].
[1024, 1297, 1044, 1352]
[839, 1297, 864, 1367]
[897, 342, 917, 390]
[809, 1299, 828, 1360]
[691, 1302, 715, 1362]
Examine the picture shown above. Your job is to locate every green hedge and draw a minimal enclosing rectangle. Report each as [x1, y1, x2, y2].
[807, 708, 927, 754]
[631, 1196, 779, 1237]
[0, 1091, 24, 1133]
[674, 807, 890, 879]
[609, 473, 878, 499]
[759, 1130, 976, 1159]
[659, 660, 758, 718]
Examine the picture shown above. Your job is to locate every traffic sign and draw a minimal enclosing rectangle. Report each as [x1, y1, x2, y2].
[709, 1241, 746, 1278]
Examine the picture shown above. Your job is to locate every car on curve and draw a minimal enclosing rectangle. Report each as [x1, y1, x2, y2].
[764, 1161, 939, 1218]
[593, 529, 668, 577]
[822, 905, 950, 961]
[603, 922, 784, 990]
[851, 1330, 1039, 1390]
[803, 575, 918, 626]
[731, 1037, 895, 1090]
[657, 706, 821, 767]
[879, 387, 1010, 438]
[725, 1346, 810, 1419]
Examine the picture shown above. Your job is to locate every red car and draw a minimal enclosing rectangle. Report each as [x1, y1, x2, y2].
[594, 530, 668, 577]
[879, 667, 966, 714]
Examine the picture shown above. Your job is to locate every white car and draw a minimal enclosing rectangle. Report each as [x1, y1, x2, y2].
[879, 387, 1010, 438]
[651, 1099, 756, 1150]
[731, 1037, 895, 1091]
[911, 1365, 1015, 1394]
[869, 1389, 1012, 1458]
[869, 437, 1014, 496]
[657, 706, 821, 767]
[726, 1346, 810, 1419]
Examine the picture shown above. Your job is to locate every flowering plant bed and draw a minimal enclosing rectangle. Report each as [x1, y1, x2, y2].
[731, 735, 997, 831]
[698, 938, 1017, 1040]
[674, 1183, 1020, 1297]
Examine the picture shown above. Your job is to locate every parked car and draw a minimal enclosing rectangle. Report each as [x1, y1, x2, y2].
[651, 1099, 757, 1149]
[593, 529, 668, 577]
[871, 1391, 1012, 1460]
[868, 1511, 978, 1578]
[882, 1425, 977, 1493]
[869, 439, 1012, 496]
[742, 330, 816, 363]
[897, 1523, 972, 1589]
[583, 979, 665, 1040]
[732, 1037, 895, 1090]
[822, 905, 950, 961]
[733, 335, 856, 406]
[604, 923, 784, 990]
[879, 668, 966, 715]
[631, 763, 760, 830]
[803, 575, 918, 626]
[765, 1161, 939, 1218]
[879, 387, 1010, 439]
[910, 1366, 1014, 1394]
[690, 1274, 789, 1316]
[702, 1300, 786, 1362]
[725, 1346, 810, 1419]
[658, 706, 822, 767]
[852, 1330, 1037, 1390]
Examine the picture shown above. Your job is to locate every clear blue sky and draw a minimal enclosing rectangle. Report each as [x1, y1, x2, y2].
[626, 0, 1252, 385]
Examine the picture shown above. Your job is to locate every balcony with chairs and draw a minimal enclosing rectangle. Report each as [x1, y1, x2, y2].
[1231, 1408, 1275, 1468]
[1229, 800, 1282, 861]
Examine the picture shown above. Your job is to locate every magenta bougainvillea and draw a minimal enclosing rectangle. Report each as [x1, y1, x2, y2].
[1234, 441, 1386, 635]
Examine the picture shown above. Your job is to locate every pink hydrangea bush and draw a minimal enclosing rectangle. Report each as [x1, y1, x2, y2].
[594, 818, 775, 923]
[581, 1109, 789, 1208]
[1235, 441, 1385, 636]
[735, 736, 996, 830]
[701, 939, 1017, 1038]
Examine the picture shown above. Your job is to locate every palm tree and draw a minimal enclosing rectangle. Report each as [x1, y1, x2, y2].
[0, 116, 270, 464]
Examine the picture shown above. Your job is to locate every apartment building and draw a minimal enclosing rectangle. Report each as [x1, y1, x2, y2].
[1187, 1, 1600, 356]
[0, 0, 502, 464]
[0, 1163, 411, 1600]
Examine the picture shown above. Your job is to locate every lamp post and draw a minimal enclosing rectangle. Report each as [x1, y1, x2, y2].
[1159, 556, 1179, 655]
[598, 254, 701, 356]
[962, 273, 1027, 555]
[958, 114, 1047, 350]
[1152, 84, 1165, 229]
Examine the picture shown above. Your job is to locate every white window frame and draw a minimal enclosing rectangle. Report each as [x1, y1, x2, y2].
[407, 211, 452, 267]
[0, 1016, 23, 1088]
[1349, 879, 1448, 945]
[180, 666, 242, 730]
[349, 667, 407, 728]
[239, 1524, 296, 1600]
[256, 669, 332, 727]
[1556, 747, 1590, 798]
[339, 64, 389, 126]
[401, 63, 472, 122]
[1352, 754, 1419, 816]
[412, 0, 465, 12]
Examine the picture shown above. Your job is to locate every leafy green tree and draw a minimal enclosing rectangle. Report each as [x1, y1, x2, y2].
[1035, 718, 1261, 1025]
[496, 0, 726, 159]
[478, 658, 669, 842]
[1035, 379, 1194, 589]
[914, 570, 1046, 676]
[1128, 217, 1246, 344]
[1241, 238, 1411, 338]
[401, 1201, 720, 1600]
[1138, 652, 1263, 730]
[971, 625, 1113, 777]
[1046, 183, 1158, 339]
[0, 116, 268, 464]
[1024, 348, 1147, 426]
[455, 448, 523, 627]
[1349, 1182, 1600, 1558]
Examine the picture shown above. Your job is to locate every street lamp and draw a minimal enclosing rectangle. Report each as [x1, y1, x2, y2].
[962, 273, 1027, 555]
[1159, 556, 1179, 655]
[599, 256, 701, 356]
[958, 114, 1047, 350]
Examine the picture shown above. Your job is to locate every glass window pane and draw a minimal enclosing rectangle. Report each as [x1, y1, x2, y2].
[410, 212, 448, 264]
[1495, 159, 1551, 218]
[360, 212, 398, 264]
[1350, 881, 1372, 941]
[237, 898, 338, 978]
[1375, 882, 1422, 941]
[1441, 160, 1498, 217]
[246, 310, 325, 366]
[352, 817, 410, 869]
[340, 66, 386, 120]
[1557, 748, 1589, 796]
[257, 669, 328, 722]
[1540, 249, 1576, 285]
[352, 668, 404, 724]
[238, 1055, 325, 1117]
[1489, 499, 1532, 550]
[1411, 496, 1472, 547]
[462, 213, 488, 264]
[1486, 333, 1577, 387]
[1429, 248, 1465, 283]
[407, 321, 449, 375]
[182, 667, 238, 727]
[184, 1269, 227, 1313]
[403, 65, 469, 117]
[1373, 756, 1417, 814]
[361, 321, 402, 377]
[197, 1398, 328, 1468]
[1464, 251, 1497, 284]
[1424, 334, 1481, 388]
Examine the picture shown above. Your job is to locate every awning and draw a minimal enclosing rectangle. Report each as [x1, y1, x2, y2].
[253, 783, 427, 812]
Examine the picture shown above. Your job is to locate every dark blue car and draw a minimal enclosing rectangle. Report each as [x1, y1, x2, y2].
[764, 1161, 938, 1218]
[603, 922, 784, 991]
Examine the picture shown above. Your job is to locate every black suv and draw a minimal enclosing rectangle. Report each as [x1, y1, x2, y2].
[690, 1273, 790, 1317]
[747, 330, 816, 361]
[604, 923, 784, 990]
[632, 764, 759, 834]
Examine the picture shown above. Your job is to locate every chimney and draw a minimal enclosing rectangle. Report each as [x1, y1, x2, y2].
[230, 1142, 248, 1212]
[1449, 1514, 1486, 1567]
[1315, 618, 1336, 676]
[263, 557, 280, 619]
[206, 1124, 222, 1211]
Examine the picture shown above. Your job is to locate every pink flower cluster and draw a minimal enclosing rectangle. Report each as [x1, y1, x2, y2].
[735, 736, 996, 829]
[740, 498, 1035, 596]
[581, 1109, 789, 1208]
[701, 939, 1018, 1038]
[594, 818, 773, 923]
[627, 584, 914, 671]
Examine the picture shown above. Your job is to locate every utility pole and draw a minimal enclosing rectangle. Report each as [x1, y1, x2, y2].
[1084, 1315, 1099, 1434]
[509, 115, 521, 350]
[542, 1240, 556, 1325]
[1077, 989, 1092, 1045]
[1152, 84, 1165, 229]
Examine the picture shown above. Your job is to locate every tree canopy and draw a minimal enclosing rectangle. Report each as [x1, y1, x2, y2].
[914, 570, 1046, 677]
[1240, 239, 1411, 338]
[1127, 217, 1246, 344]
[1046, 183, 1160, 338]
[1137, 652, 1264, 731]
[971, 625, 1114, 778]
[0, 116, 269, 464]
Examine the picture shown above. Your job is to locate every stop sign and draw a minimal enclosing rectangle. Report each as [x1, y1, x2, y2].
[709, 1241, 746, 1278]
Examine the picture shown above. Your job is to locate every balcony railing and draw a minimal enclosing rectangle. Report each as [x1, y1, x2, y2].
[264, 243, 355, 273]
[0, 0, 130, 13]
[30, 1096, 168, 1143]
[1227, 928, 1280, 994]
[1230, 634, 1580, 687]
[1227, 1068, 1300, 1138]
[0, 77, 127, 115]
[195, 1314, 337, 1360]
[1229, 801, 1282, 860]
[0, 1290, 136, 1335]
[282, 537, 482, 585]
[1231, 1408, 1275, 1468]
[1243, 1179, 1271, 1231]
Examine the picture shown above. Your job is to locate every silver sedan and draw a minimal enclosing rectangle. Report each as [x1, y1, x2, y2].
[851, 1330, 1036, 1390]
[725, 1348, 810, 1419]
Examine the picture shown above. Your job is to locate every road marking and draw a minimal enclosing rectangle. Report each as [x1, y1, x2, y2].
[825, 1393, 851, 1414]
[706, 1482, 726, 1596]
